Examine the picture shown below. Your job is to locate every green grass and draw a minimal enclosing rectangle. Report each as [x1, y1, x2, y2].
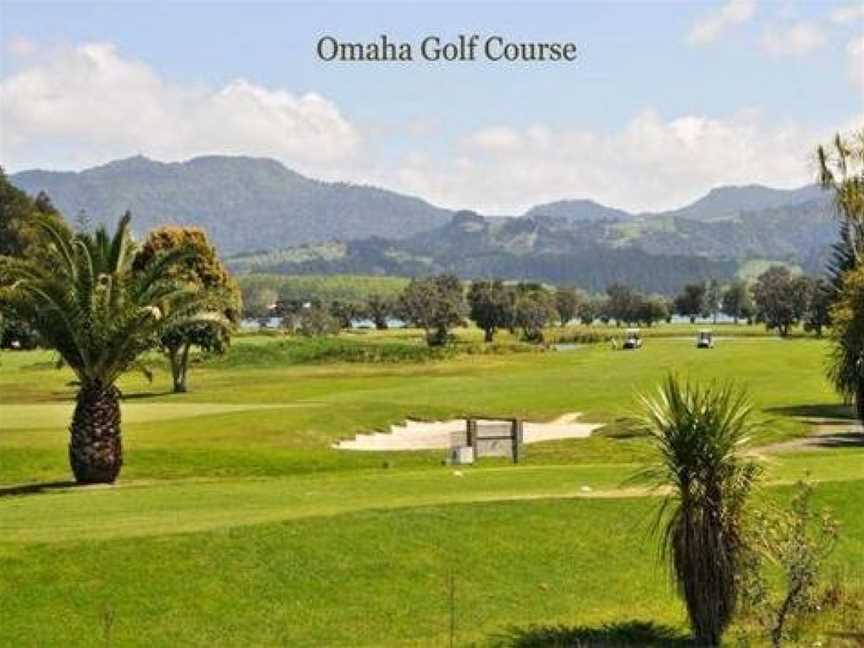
[1, 327, 862, 645]
[736, 258, 803, 280]
[235, 272, 410, 301]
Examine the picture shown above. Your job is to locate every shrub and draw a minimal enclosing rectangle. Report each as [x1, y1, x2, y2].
[741, 480, 841, 647]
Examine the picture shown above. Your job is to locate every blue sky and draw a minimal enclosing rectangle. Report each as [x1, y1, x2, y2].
[1, 1, 862, 213]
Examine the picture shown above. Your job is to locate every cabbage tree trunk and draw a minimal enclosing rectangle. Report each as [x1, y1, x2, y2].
[69, 382, 123, 484]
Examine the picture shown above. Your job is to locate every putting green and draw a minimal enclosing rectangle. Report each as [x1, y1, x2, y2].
[0, 402, 317, 430]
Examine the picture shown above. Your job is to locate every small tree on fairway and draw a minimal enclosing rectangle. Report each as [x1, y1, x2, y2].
[579, 296, 601, 325]
[722, 280, 752, 324]
[674, 283, 706, 324]
[635, 375, 762, 646]
[801, 277, 832, 337]
[0, 214, 217, 483]
[706, 279, 722, 324]
[329, 300, 363, 331]
[133, 227, 241, 393]
[467, 279, 512, 342]
[554, 287, 582, 327]
[365, 294, 393, 330]
[636, 294, 668, 327]
[276, 298, 307, 331]
[514, 288, 555, 342]
[605, 283, 637, 326]
[398, 274, 465, 346]
[242, 285, 277, 319]
[299, 303, 341, 336]
[752, 266, 807, 337]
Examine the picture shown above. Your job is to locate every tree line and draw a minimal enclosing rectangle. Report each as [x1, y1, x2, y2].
[268, 267, 835, 347]
[671, 271, 832, 336]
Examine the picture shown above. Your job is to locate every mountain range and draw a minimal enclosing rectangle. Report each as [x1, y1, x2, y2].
[10, 155, 839, 293]
[10, 156, 453, 254]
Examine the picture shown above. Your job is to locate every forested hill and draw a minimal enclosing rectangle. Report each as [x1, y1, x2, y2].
[226, 188, 838, 294]
[10, 156, 454, 254]
[11, 154, 838, 292]
[226, 212, 740, 294]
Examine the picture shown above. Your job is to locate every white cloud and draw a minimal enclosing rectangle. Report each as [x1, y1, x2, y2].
[0, 42, 360, 172]
[1, 39, 858, 217]
[848, 36, 864, 89]
[6, 36, 36, 57]
[760, 22, 826, 57]
[687, 0, 757, 45]
[393, 110, 854, 215]
[831, 4, 864, 24]
[468, 127, 523, 152]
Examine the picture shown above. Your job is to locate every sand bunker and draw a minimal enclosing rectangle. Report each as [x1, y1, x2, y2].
[334, 412, 602, 451]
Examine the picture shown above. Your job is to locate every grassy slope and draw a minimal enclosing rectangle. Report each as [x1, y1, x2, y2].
[1, 327, 862, 645]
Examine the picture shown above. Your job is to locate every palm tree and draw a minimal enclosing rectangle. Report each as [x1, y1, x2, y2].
[634, 375, 762, 646]
[818, 130, 864, 423]
[0, 213, 219, 483]
[827, 264, 864, 423]
[818, 131, 864, 290]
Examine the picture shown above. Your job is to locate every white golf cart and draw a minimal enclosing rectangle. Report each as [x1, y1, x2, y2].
[697, 329, 714, 349]
[623, 328, 642, 349]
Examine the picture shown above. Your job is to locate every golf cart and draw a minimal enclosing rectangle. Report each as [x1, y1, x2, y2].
[623, 328, 642, 349]
[697, 329, 714, 349]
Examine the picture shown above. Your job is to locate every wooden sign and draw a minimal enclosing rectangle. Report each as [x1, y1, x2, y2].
[463, 418, 523, 463]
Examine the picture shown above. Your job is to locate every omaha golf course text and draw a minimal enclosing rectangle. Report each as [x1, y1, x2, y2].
[316, 34, 579, 63]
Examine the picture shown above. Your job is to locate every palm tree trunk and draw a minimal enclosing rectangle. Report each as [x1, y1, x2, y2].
[69, 382, 123, 484]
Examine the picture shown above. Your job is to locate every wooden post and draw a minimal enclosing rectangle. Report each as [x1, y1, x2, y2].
[466, 418, 477, 452]
[512, 418, 523, 464]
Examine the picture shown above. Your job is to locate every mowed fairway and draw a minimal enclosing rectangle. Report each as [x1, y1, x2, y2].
[1, 329, 862, 645]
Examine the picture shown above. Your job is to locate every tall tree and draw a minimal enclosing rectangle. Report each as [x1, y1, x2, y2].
[0, 214, 217, 483]
[606, 283, 637, 326]
[817, 130, 864, 289]
[365, 294, 393, 330]
[513, 288, 555, 342]
[674, 283, 706, 324]
[706, 279, 722, 324]
[553, 287, 582, 327]
[819, 130, 864, 420]
[802, 277, 832, 337]
[133, 227, 241, 393]
[329, 300, 363, 331]
[829, 265, 864, 422]
[721, 280, 752, 324]
[398, 274, 465, 346]
[299, 303, 340, 336]
[579, 296, 601, 325]
[242, 285, 278, 319]
[467, 280, 512, 343]
[636, 295, 669, 327]
[752, 266, 808, 337]
[0, 168, 52, 257]
[0, 169, 68, 348]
